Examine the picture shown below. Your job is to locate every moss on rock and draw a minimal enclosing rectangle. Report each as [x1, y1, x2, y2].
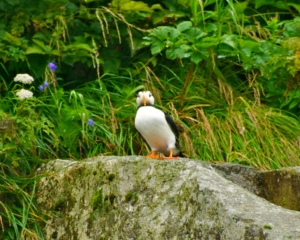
[36, 156, 300, 239]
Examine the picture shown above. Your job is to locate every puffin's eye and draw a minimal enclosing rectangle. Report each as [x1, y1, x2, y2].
[149, 93, 152, 97]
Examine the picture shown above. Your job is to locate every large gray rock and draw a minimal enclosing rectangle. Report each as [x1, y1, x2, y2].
[36, 156, 300, 239]
[213, 163, 300, 211]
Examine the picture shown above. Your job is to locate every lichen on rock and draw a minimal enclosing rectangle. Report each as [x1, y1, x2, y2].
[36, 156, 300, 239]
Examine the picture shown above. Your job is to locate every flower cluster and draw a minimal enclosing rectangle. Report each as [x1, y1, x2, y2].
[16, 89, 33, 100]
[39, 82, 50, 91]
[14, 73, 34, 84]
[13, 73, 34, 99]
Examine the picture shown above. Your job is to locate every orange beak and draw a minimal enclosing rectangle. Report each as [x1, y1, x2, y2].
[141, 95, 148, 106]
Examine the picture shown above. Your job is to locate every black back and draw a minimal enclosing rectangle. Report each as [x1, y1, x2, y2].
[164, 113, 184, 157]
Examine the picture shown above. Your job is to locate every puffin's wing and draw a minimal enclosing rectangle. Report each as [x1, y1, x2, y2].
[164, 113, 180, 138]
[165, 113, 184, 157]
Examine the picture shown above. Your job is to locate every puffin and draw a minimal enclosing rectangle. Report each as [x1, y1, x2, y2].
[135, 91, 183, 159]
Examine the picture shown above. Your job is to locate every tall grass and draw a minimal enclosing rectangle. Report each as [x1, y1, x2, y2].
[1, 0, 300, 238]
[140, 64, 300, 170]
[0, 164, 44, 239]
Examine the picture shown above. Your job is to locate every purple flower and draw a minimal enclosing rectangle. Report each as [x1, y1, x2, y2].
[48, 62, 58, 71]
[44, 82, 49, 88]
[88, 119, 94, 127]
[39, 85, 44, 91]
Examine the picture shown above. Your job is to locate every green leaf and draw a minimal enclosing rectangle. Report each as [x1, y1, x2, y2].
[177, 21, 192, 32]
[151, 39, 165, 54]
[110, 0, 153, 12]
[32, 39, 52, 52]
[166, 48, 176, 59]
[166, 47, 190, 59]
[184, 28, 206, 42]
[33, 32, 49, 42]
[151, 3, 164, 11]
[191, 52, 203, 64]
[221, 34, 238, 49]
[26, 46, 45, 55]
[68, 43, 94, 52]
[169, 28, 181, 41]
[205, 23, 217, 33]
[3, 31, 22, 46]
[195, 37, 219, 48]
[150, 27, 171, 41]
[241, 47, 251, 57]
[254, 0, 274, 9]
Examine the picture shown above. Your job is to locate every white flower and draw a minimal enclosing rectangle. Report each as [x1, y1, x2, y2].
[14, 73, 34, 84]
[16, 89, 33, 100]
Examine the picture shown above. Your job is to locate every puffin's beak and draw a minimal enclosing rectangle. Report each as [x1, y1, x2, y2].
[142, 95, 148, 106]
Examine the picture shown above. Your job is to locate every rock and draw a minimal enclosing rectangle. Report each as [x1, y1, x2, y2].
[213, 163, 300, 211]
[36, 156, 300, 239]
[260, 167, 300, 211]
[212, 163, 265, 196]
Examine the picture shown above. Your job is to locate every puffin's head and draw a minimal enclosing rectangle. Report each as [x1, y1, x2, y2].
[136, 91, 154, 107]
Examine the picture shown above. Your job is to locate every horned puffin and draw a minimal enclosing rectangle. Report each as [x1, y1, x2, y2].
[135, 91, 183, 159]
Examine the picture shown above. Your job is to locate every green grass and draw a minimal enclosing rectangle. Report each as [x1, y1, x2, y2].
[0, 164, 44, 240]
[1, 0, 300, 238]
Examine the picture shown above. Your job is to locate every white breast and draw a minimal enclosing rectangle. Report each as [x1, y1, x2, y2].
[135, 106, 176, 156]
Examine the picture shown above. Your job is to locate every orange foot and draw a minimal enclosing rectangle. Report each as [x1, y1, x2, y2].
[163, 149, 180, 160]
[146, 151, 160, 159]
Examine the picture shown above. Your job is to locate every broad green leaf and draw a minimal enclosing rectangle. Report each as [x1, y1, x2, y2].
[71, 43, 94, 52]
[3, 31, 22, 46]
[205, 23, 217, 33]
[184, 28, 206, 42]
[177, 21, 192, 32]
[239, 39, 259, 50]
[195, 37, 219, 48]
[254, 0, 274, 9]
[26, 46, 45, 55]
[33, 32, 49, 42]
[150, 39, 165, 54]
[166, 47, 189, 59]
[221, 34, 238, 49]
[166, 48, 176, 59]
[110, 0, 152, 12]
[151, 3, 164, 11]
[191, 52, 203, 64]
[169, 28, 181, 41]
[32, 39, 53, 52]
[150, 27, 172, 41]
[3, 143, 16, 151]
[180, 44, 191, 52]
[241, 47, 251, 57]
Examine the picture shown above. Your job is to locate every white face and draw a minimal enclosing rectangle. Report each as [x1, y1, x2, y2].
[136, 91, 155, 106]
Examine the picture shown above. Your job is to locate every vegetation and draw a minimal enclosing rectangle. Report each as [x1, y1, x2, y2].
[0, 0, 300, 238]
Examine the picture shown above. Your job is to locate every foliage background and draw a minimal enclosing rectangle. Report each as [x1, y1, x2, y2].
[0, 0, 300, 238]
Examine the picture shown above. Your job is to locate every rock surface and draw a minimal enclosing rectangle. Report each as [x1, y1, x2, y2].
[36, 156, 300, 239]
[213, 163, 300, 211]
